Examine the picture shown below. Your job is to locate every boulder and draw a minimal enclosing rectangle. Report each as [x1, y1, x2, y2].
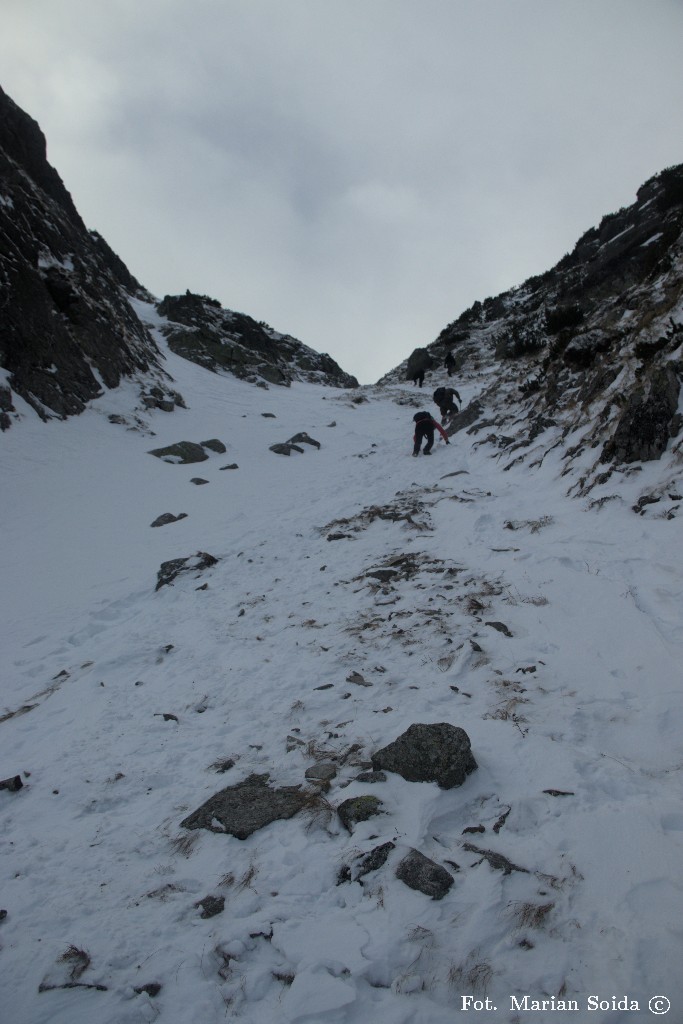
[181, 775, 307, 839]
[406, 347, 434, 380]
[305, 763, 337, 785]
[200, 438, 227, 453]
[155, 551, 219, 591]
[148, 441, 208, 464]
[337, 795, 384, 833]
[196, 895, 225, 919]
[354, 770, 387, 784]
[371, 723, 477, 789]
[396, 849, 454, 899]
[287, 432, 321, 449]
[0, 775, 23, 792]
[150, 513, 188, 528]
[269, 442, 305, 456]
[355, 841, 395, 880]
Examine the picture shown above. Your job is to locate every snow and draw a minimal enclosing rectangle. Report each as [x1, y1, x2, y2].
[1, 319, 682, 1024]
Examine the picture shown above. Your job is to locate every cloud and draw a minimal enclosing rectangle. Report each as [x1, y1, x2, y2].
[2, 0, 683, 381]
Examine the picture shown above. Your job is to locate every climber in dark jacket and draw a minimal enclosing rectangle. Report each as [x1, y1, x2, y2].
[433, 386, 461, 423]
[412, 411, 450, 456]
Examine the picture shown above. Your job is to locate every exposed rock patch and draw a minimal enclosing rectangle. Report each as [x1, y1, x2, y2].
[305, 763, 337, 786]
[155, 552, 219, 591]
[351, 842, 395, 881]
[270, 443, 304, 456]
[150, 513, 188, 528]
[181, 774, 307, 839]
[201, 438, 227, 453]
[270, 432, 321, 456]
[148, 441, 209, 464]
[148, 438, 229, 464]
[156, 291, 358, 389]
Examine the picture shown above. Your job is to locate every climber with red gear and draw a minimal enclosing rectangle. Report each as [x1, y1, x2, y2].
[412, 410, 450, 456]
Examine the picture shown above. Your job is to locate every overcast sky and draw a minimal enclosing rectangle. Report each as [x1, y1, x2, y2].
[2, 0, 683, 382]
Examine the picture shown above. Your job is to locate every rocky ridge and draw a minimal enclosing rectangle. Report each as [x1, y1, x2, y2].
[157, 292, 358, 390]
[0, 88, 357, 430]
[382, 165, 683, 504]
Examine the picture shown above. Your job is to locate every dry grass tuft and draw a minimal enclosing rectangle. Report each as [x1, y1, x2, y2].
[448, 958, 494, 993]
[508, 900, 555, 929]
[170, 833, 198, 858]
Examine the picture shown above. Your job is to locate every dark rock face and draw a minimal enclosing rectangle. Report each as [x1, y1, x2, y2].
[601, 364, 681, 464]
[446, 399, 484, 437]
[371, 723, 477, 789]
[0, 385, 14, 430]
[395, 849, 454, 899]
[181, 775, 307, 839]
[0, 86, 163, 426]
[157, 292, 359, 389]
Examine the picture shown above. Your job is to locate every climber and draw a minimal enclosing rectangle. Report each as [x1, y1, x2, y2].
[432, 386, 461, 423]
[412, 411, 450, 456]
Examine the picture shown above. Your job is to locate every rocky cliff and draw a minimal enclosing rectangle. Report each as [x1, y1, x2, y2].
[0, 86, 167, 428]
[0, 88, 357, 429]
[384, 165, 683, 500]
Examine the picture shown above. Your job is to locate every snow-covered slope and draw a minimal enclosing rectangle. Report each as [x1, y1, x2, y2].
[1, 314, 682, 1024]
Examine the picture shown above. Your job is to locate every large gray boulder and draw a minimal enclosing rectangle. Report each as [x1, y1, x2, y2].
[371, 723, 477, 789]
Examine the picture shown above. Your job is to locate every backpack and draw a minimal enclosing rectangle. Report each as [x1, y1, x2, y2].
[413, 411, 432, 424]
